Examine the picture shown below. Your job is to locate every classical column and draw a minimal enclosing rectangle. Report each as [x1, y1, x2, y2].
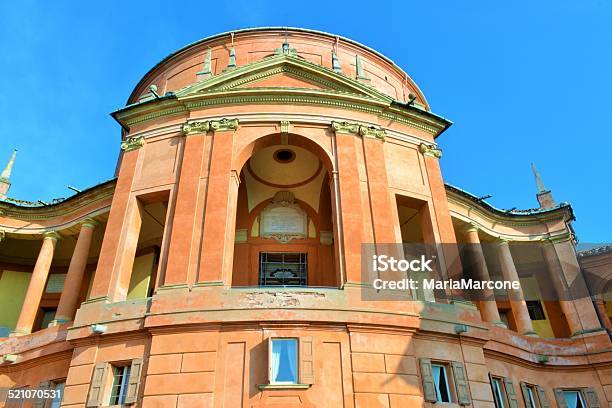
[464, 226, 503, 325]
[13, 231, 61, 335]
[198, 119, 239, 285]
[496, 239, 537, 336]
[542, 240, 602, 336]
[330, 122, 366, 284]
[164, 121, 210, 286]
[53, 219, 98, 324]
[90, 135, 143, 301]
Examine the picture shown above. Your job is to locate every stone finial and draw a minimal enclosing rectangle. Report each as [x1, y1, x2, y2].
[531, 162, 556, 209]
[355, 55, 370, 83]
[197, 47, 213, 80]
[0, 149, 17, 200]
[226, 46, 237, 70]
[332, 51, 342, 73]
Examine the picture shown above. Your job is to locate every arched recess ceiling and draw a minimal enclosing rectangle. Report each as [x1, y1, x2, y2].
[243, 145, 325, 212]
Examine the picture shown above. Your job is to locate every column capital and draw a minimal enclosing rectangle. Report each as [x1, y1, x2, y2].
[496, 237, 509, 245]
[43, 231, 62, 241]
[80, 218, 99, 229]
[209, 118, 239, 132]
[330, 121, 385, 140]
[464, 223, 479, 234]
[419, 143, 442, 158]
[182, 120, 210, 135]
[120, 135, 145, 152]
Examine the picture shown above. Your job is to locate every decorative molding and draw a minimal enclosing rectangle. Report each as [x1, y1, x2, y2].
[419, 143, 442, 158]
[358, 125, 386, 140]
[181, 118, 239, 134]
[235, 229, 248, 243]
[320, 231, 333, 245]
[280, 120, 290, 135]
[209, 118, 239, 132]
[0, 230, 5, 242]
[81, 218, 99, 229]
[43, 231, 62, 241]
[331, 121, 385, 140]
[181, 121, 210, 135]
[120, 135, 145, 152]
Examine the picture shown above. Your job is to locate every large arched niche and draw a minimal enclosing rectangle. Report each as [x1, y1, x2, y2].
[231, 132, 339, 288]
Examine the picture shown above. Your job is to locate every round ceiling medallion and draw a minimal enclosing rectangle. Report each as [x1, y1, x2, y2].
[273, 149, 296, 163]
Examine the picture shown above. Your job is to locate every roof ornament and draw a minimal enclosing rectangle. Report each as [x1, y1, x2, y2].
[332, 37, 342, 73]
[1, 149, 17, 181]
[274, 28, 299, 57]
[225, 32, 237, 71]
[197, 47, 213, 81]
[0, 148, 17, 200]
[355, 55, 370, 84]
[531, 162, 547, 193]
[531, 162, 556, 209]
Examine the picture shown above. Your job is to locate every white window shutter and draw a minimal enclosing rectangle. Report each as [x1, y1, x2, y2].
[584, 388, 601, 408]
[86, 363, 107, 408]
[33, 381, 50, 408]
[419, 358, 437, 402]
[299, 337, 314, 385]
[554, 389, 568, 408]
[503, 378, 520, 408]
[451, 362, 471, 405]
[536, 385, 550, 408]
[124, 358, 143, 404]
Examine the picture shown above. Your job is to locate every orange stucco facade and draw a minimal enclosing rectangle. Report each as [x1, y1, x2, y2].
[0, 28, 610, 408]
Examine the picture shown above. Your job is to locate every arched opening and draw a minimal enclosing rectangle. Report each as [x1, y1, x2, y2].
[231, 133, 338, 288]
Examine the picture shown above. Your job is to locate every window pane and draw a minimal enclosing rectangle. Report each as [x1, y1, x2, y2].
[527, 387, 538, 408]
[492, 378, 505, 408]
[50, 382, 65, 408]
[110, 365, 131, 405]
[564, 391, 580, 408]
[432, 364, 451, 403]
[271, 339, 298, 384]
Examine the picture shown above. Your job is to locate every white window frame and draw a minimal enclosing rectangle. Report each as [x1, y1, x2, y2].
[563, 390, 587, 408]
[268, 338, 299, 385]
[431, 363, 453, 403]
[108, 364, 131, 406]
[491, 377, 506, 408]
[525, 385, 538, 408]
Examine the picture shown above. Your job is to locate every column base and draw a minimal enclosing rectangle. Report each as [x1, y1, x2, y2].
[492, 320, 507, 328]
[522, 330, 539, 337]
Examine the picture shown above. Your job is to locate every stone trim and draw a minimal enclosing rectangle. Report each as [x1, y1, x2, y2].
[330, 121, 386, 140]
[181, 118, 239, 135]
[120, 135, 145, 152]
[419, 142, 442, 158]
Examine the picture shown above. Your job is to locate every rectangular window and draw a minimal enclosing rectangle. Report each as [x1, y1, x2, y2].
[50, 381, 65, 408]
[526, 301, 546, 320]
[109, 365, 131, 405]
[563, 391, 586, 408]
[491, 377, 506, 408]
[432, 363, 452, 403]
[259, 253, 307, 286]
[525, 385, 538, 408]
[269, 338, 299, 384]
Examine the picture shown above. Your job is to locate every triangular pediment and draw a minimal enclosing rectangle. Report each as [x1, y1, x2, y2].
[175, 55, 393, 102]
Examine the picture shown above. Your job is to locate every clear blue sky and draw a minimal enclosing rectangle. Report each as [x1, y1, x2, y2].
[0, 1, 610, 243]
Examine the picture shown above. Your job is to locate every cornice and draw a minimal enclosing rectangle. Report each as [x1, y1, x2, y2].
[445, 184, 573, 228]
[0, 179, 115, 221]
[114, 85, 446, 136]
